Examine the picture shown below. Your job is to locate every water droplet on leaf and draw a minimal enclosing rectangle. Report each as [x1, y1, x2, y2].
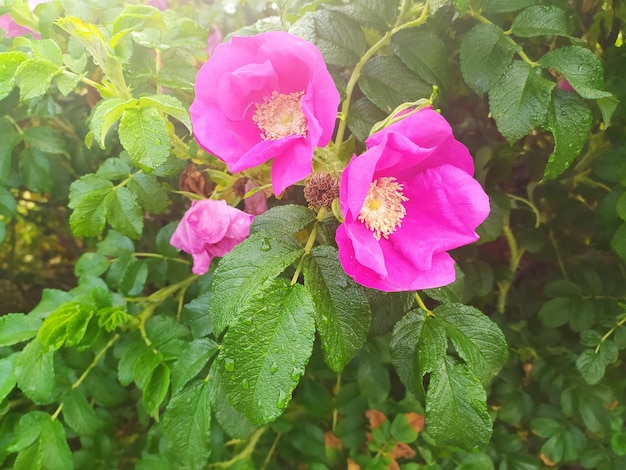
[224, 357, 235, 371]
[270, 362, 279, 374]
[276, 390, 288, 409]
[242, 378, 249, 390]
[260, 238, 272, 252]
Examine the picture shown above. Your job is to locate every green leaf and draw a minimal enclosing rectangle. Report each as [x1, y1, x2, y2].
[96, 157, 131, 181]
[302, 246, 371, 372]
[97, 230, 135, 257]
[347, 97, 388, 142]
[13, 442, 42, 470]
[68, 174, 114, 237]
[162, 380, 212, 470]
[31, 39, 64, 66]
[89, 97, 133, 148]
[612, 222, 626, 262]
[55, 71, 80, 96]
[75, 252, 110, 278]
[104, 187, 144, 239]
[488, 60, 555, 143]
[367, 290, 415, 336]
[14, 339, 55, 404]
[137, 94, 192, 133]
[171, 338, 218, 395]
[181, 293, 213, 339]
[22, 126, 68, 156]
[0, 117, 21, 182]
[142, 363, 170, 415]
[434, 304, 508, 385]
[391, 27, 451, 92]
[510, 6, 569, 37]
[37, 302, 94, 350]
[482, 0, 537, 12]
[460, 23, 518, 94]
[611, 432, 626, 456]
[62, 389, 99, 435]
[9, 411, 51, 452]
[0, 51, 27, 99]
[426, 357, 491, 450]
[250, 204, 316, 236]
[0, 313, 41, 347]
[209, 232, 304, 335]
[219, 279, 315, 425]
[576, 350, 605, 385]
[390, 413, 419, 444]
[359, 55, 431, 113]
[40, 419, 73, 470]
[326, 0, 400, 31]
[97, 306, 131, 332]
[0, 186, 17, 218]
[18, 148, 51, 193]
[297, 9, 366, 66]
[0, 354, 17, 403]
[539, 46, 613, 100]
[538, 296, 578, 328]
[118, 106, 170, 170]
[16, 59, 60, 100]
[128, 172, 169, 214]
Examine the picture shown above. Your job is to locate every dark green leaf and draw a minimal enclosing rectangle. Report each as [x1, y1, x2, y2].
[209, 232, 304, 335]
[359, 55, 431, 113]
[118, 106, 170, 170]
[104, 187, 143, 239]
[488, 60, 555, 143]
[326, 0, 400, 31]
[303, 246, 371, 372]
[347, 97, 387, 142]
[18, 148, 51, 193]
[426, 357, 491, 450]
[576, 350, 605, 385]
[62, 389, 99, 435]
[460, 23, 518, 94]
[162, 381, 212, 469]
[14, 339, 55, 404]
[0, 117, 21, 182]
[391, 27, 451, 92]
[128, 172, 169, 214]
[142, 363, 170, 415]
[511, 6, 569, 37]
[119, 257, 148, 296]
[0, 186, 17, 218]
[0, 313, 41, 347]
[22, 125, 68, 156]
[367, 290, 415, 336]
[219, 279, 315, 425]
[68, 174, 114, 237]
[250, 204, 316, 236]
[539, 46, 613, 100]
[482, 0, 537, 12]
[181, 292, 213, 338]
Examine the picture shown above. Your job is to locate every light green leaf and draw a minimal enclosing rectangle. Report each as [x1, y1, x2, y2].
[14, 339, 55, 404]
[488, 60, 555, 143]
[31, 39, 64, 66]
[171, 338, 218, 395]
[16, 59, 61, 100]
[359, 55, 431, 113]
[89, 97, 133, 148]
[162, 381, 212, 470]
[544, 89, 592, 179]
[426, 357, 491, 450]
[303, 246, 371, 372]
[460, 23, 518, 94]
[390, 413, 418, 444]
[118, 106, 170, 170]
[37, 302, 93, 351]
[68, 174, 114, 237]
[128, 172, 169, 214]
[539, 46, 613, 100]
[0, 313, 41, 347]
[13, 442, 42, 470]
[62, 389, 99, 436]
[97, 306, 131, 332]
[0, 117, 21, 181]
[104, 187, 143, 240]
[96, 157, 131, 180]
[511, 5, 569, 37]
[40, 420, 73, 470]
[209, 232, 304, 335]
[0, 353, 17, 403]
[9, 411, 51, 452]
[75, 252, 110, 277]
[0, 186, 17, 218]
[55, 71, 81, 96]
[219, 279, 315, 425]
[0, 50, 28, 99]
[138, 94, 192, 133]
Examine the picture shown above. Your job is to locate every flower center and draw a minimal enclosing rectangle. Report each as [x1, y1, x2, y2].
[358, 177, 408, 241]
[252, 90, 307, 140]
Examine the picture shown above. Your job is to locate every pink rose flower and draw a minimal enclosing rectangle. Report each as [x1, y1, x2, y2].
[0, 0, 47, 38]
[189, 31, 340, 195]
[336, 108, 490, 292]
[171, 199, 254, 275]
[557, 78, 575, 93]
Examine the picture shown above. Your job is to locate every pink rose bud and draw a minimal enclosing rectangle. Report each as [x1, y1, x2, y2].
[170, 199, 254, 275]
[336, 108, 490, 292]
[557, 78, 575, 93]
[190, 31, 339, 195]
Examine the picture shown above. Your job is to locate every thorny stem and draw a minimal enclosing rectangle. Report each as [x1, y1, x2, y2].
[333, 1, 430, 155]
[51, 334, 120, 422]
[290, 207, 327, 285]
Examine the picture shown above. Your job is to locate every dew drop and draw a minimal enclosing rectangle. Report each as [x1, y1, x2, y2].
[270, 362, 279, 374]
[242, 378, 249, 390]
[260, 237, 272, 252]
[155, 139, 162, 145]
[290, 367, 303, 382]
[337, 277, 348, 288]
[223, 357, 235, 372]
[273, 347, 279, 354]
[243, 316, 253, 326]
[321, 315, 329, 324]
[276, 390, 288, 409]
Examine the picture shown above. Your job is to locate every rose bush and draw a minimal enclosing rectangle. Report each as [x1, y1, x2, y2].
[189, 31, 340, 195]
[336, 108, 490, 292]
[170, 199, 253, 275]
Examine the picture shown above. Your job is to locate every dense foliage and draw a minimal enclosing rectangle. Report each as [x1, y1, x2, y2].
[2, 0, 626, 468]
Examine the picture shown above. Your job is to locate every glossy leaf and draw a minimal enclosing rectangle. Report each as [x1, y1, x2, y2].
[510, 5, 569, 37]
[118, 106, 170, 170]
[0, 313, 41, 347]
